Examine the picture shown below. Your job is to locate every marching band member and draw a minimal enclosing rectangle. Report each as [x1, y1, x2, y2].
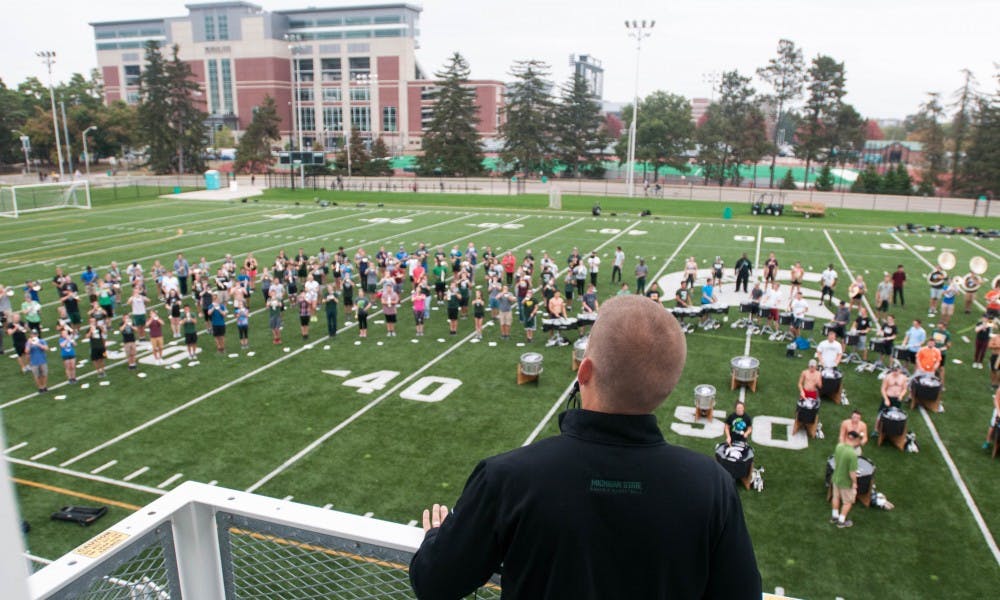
[927, 263, 947, 316]
[820, 263, 838, 306]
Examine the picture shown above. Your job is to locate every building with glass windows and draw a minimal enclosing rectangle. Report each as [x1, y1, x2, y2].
[91, 2, 504, 155]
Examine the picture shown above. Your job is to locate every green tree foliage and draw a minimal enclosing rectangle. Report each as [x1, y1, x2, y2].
[554, 73, 606, 178]
[695, 71, 765, 185]
[138, 41, 207, 174]
[335, 130, 370, 175]
[949, 69, 978, 193]
[814, 165, 835, 191]
[500, 60, 554, 176]
[779, 169, 797, 190]
[1, 79, 31, 165]
[213, 125, 235, 148]
[234, 95, 281, 173]
[418, 52, 484, 177]
[365, 136, 394, 176]
[797, 55, 847, 185]
[913, 93, 947, 195]
[850, 165, 881, 193]
[757, 39, 805, 188]
[961, 84, 1000, 199]
[617, 91, 694, 181]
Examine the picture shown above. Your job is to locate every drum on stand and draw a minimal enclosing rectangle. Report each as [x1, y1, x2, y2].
[879, 407, 908, 438]
[710, 303, 730, 315]
[780, 312, 794, 326]
[801, 317, 815, 331]
[517, 352, 544, 385]
[869, 337, 887, 353]
[845, 332, 860, 347]
[694, 384, 717, 420]
[910, 375, 942, 409]
[576, 313, 597, 325]
[730, 356, 760, 393]
[796, 397, 820, 424]
[572, 336, 588, 370]
[826, 455, 876, 505]
[820, 368, 843, 401]
[893, 346, 914, 364]
[715, 441, 756, 482]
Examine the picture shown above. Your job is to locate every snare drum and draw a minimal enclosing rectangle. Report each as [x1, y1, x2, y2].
[893, 345, 915, 363]
[573, 336, 589, 362]
[801, 317, 815, 331]
[739, 302, 756, 314]
[826, 455, 875, 496]
[796, 397, 820, 424]
[519, 352, 544, 376]
[576, 313, 597, 324]
[820, 368, 842, 398]
[780, 312, 794, 326]
[711, 303, 730, 315]
[845, 332, 861, 347]
[911, 375, 942, 403]
[869, 336, 887, 353]
[715, 441, 755, 481]
[879, 407, 908, 437]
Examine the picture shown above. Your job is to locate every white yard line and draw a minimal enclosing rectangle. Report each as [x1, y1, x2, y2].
[917, 405, 1000, 566]
[740, 225, 765, 404]
[24, 553, 53, 565]
[29, 447, 57, 460]
[648, 223, 702, 284]
[891, 232, 987, 313]
[122, 466, 150, 481]
[4, 441, 28, 454]
[522, 379, 579, 447]
[960, 236, 1000, 261]
[55, 212, 534, 467]
[827, 229, 999, 567]
[246, 325, 488, 493]
[5, 456, 165, 496]
[156, 473, 184, 489]
[89, 459, 118, 474]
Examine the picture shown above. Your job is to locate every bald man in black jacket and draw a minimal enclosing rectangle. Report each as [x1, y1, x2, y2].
[410, 295, 761, 599]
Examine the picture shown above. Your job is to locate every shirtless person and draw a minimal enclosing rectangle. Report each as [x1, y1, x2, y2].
[880, 365, 908, 410]
[838, 410, 869, 452]
[798, 359, 822, 400]
[789, 262, 805, 297]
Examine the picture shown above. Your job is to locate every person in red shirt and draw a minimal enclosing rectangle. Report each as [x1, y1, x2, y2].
[501, 251, 517, 285]
[985, 280, 1000, 317]
[891, 264, 906, 306]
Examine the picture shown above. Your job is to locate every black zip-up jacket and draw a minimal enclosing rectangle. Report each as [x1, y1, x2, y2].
[410, 409, 761, 599]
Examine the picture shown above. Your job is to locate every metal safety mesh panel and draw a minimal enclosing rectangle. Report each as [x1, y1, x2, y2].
[51, 525, 179, 600]
[217, 512, 500, 599]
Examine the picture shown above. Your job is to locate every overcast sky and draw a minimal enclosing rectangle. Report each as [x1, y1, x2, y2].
[2, 0, 996, 119]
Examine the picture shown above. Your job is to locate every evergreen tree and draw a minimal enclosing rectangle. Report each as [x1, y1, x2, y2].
[961, 90, 1000, 199]
[235, 95, 281, 173]
[757, 39, 805, 188]
[335, 130, 370, 175]
[695, 71, 760, 185]
[914, 93, 947, 195]
[366, 136, 394, 176]
[894, 163, 914, 195]
[554, 73, 606, 177]
[616, 91, 694, 182]
[779, 169, 797, 190]
[797, 55, 847, 187]
[418, 52, 484, 176]
[815, 165, 835, 191]
[851, 165, 881, 193]
[138, 42, 207, 174]
[500, 60, 554, 176]
[949, 69, 978, 193]
[880, 166, 899, 195]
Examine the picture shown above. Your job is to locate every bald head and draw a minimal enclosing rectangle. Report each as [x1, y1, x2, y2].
[579, 295, 686, 414]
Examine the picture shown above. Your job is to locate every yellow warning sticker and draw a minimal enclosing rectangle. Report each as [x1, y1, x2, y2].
[73, 530, 130, 558]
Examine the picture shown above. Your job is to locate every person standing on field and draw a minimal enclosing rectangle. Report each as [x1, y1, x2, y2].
[831, 431, 863, 528]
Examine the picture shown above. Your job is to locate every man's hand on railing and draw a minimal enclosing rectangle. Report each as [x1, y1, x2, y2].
[421, 503, 449, 532]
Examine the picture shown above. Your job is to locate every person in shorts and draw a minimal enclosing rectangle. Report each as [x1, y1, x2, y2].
[59, 326, 78, 383]
[446, 285, 461, 335]
[235, 302, 250, 350]
[412, 286, 427, 337]
[496, 286, 516, 340]
[521, 294, 539, 343]
[297, 292, 312, 339]
[382, 287, 400, 337]
[830, 431, 862, 528]
[267, 290, 285, 345]
[86, 318, 108, 377]
[119, 315, 139, 370]
[26, 331, 49, 393]
[148, 310, 165, 363]
[208, 295, 227, 353]
[355, 289, 370, 338]
[6, 313, 30, 373]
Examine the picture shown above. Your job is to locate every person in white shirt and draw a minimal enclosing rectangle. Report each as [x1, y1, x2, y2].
[789, 292, 810, 337]
[763, 282, 783, 330]
[820, 265, 838, 305]
[587, 252, 601, 287]
[161, 271, 180, 297]
[612, 246, 625, 283]
[816, 330, 844, 369]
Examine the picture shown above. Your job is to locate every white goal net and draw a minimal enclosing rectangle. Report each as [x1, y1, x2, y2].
[0, 180, 91, 218]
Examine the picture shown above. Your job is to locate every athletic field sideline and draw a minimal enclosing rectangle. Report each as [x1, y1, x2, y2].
[2, 189, 999, 598]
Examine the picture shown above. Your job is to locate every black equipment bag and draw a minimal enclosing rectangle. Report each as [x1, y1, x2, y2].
[51, 505, 108, 526]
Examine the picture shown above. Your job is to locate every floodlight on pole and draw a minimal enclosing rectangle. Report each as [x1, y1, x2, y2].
[624, 20, 654, 197]
[37, 50, 65, 179]
[83, 126, 97, 177]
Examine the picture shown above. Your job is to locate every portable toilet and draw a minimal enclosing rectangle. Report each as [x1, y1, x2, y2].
[205, 169, 221, 191]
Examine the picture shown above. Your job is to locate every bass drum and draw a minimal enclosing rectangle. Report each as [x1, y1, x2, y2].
[879, 407, 908, 437]
[820, 368, 843, 398]
[826, 455, 876, 496]
[796, 397, 820, 425]
[715, 441, 755, 480]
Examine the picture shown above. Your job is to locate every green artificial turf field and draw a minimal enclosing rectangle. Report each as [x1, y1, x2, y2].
[2, 185, 999, 598]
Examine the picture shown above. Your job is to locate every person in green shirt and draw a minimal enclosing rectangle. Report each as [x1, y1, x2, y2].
[20, 293, 42, 333]
[433, 260, 449, 302]
[181, 305, 199, 360]
[446, 285, 462, 335]
[355, 289, 370, 338]
[831, 431, 862, 528]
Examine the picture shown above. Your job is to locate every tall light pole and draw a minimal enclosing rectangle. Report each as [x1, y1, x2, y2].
[37, 51, 65, 179]
[82, 125, 97, 177]
[702, 71, 720, 103]
[13, 130, 31, 174]
[60, 100, 74, 175]
[624, 20, 654, 198]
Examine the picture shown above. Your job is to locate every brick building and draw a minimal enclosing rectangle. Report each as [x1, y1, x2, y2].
[91, 2, 504, 155]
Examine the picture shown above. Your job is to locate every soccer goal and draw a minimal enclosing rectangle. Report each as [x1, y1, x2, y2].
[0, 180, 91, 218]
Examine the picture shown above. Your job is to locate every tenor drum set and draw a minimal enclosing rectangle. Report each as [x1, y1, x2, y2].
[572, 336, 588, 371]
[694, 384, 717, 420]
[793, 397, 821, 437]
[517, 352, 544, 385]
[819, 368, 843, 403]
[877, 406, 909, 451]
[541, 317, 579, 347]
[910, 374, 942, 412]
